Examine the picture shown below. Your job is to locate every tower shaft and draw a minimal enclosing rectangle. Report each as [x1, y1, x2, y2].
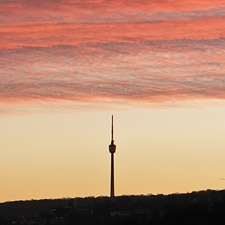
[110, 152, 114, 197]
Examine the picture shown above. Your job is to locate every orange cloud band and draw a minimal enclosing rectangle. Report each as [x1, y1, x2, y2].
[0, 0, 225, 111]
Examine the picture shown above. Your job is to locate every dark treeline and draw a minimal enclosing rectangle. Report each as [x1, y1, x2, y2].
[1, 189, 225, 225]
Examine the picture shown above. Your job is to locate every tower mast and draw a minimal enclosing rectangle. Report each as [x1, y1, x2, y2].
[109, 115, 116, 197]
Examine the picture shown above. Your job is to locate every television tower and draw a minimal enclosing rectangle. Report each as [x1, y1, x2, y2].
[109, 115, 116, 197]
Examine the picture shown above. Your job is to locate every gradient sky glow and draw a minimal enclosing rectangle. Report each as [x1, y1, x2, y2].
[1, 0, 225, 202]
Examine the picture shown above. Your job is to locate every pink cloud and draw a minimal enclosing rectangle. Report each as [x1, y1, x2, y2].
[0, 0, 225, 113]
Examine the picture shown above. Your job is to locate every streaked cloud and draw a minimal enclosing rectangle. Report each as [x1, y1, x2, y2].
[0, 0, 225, 114]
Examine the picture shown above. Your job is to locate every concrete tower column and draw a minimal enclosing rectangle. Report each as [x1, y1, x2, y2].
[110, 152, 114, 197]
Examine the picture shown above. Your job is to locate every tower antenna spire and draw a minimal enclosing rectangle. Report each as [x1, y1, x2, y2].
[111, 115, 114, 141]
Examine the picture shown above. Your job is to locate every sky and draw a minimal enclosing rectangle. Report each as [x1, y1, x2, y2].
[0, 0, 225, 203]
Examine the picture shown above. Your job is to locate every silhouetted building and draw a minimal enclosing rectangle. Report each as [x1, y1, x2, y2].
[109, 115, 116, 197]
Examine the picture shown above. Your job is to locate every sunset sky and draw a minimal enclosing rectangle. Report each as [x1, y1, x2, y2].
[1, 0, 225, 203]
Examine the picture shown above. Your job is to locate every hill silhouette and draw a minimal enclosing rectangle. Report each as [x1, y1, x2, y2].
[1, 189, 225, 225]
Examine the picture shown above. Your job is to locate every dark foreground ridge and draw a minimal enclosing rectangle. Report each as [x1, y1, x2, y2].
[1, 189, 225, 225]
